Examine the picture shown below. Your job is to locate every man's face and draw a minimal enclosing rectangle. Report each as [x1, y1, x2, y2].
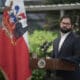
[60, 18, 72, 33]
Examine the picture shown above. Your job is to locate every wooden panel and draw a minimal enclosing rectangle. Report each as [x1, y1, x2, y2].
[30, 58, 76, 71]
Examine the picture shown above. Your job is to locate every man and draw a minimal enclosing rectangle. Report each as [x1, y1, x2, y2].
[51, 15, 80, 80]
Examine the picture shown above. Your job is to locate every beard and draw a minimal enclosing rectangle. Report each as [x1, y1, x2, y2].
[60, 27, 72, 33]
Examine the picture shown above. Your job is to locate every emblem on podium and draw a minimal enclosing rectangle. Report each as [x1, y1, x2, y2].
[37, 58, 46, 68]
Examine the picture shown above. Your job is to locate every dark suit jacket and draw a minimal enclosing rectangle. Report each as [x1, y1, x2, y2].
[52, 31, 80, 64]
[51, 31, 80, 80]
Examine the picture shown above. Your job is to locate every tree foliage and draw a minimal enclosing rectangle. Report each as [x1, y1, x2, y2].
[46, 0, 80, 4]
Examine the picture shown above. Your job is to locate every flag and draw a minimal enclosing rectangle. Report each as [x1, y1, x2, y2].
[0, 0, 31, 80]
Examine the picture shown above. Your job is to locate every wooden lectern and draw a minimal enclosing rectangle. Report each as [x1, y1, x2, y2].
[30, 58, 77, 71]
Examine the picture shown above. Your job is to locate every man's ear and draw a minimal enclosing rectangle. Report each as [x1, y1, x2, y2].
[71, 25, 74, 30]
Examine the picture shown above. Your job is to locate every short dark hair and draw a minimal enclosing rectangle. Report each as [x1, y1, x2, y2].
[59, 15, 73, 24]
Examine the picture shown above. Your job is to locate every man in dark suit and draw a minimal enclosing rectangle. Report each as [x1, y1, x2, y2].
[52, 15, 80, 80]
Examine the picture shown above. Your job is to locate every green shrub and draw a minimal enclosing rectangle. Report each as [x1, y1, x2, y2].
[28, 30, 57, 57]
[31, 69, 46, 80]
[0, 70, 5, 80]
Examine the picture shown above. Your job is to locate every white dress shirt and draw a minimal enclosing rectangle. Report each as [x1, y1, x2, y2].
[58, 32, 70, 51]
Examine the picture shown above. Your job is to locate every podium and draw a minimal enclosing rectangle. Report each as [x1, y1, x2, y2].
[30, 58, 77, 71]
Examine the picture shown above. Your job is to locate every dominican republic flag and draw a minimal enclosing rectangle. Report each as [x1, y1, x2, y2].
[0, 0, 31, 80]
